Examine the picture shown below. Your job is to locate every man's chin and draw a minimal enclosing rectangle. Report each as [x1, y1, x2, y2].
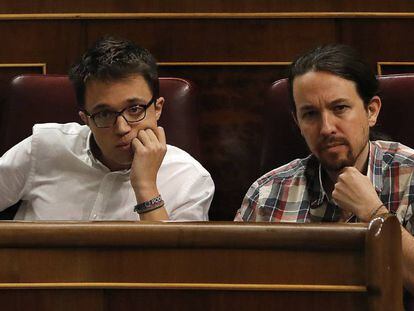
[112, 153, 133, 168]
[320, 161, 349, 172]
[319, 154, 355, 172]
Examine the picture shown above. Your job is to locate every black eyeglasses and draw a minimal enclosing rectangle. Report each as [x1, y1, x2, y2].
[83, 96, 156, 128]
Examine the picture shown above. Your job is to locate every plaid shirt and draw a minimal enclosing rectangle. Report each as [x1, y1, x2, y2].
[235, 141, 414, 234]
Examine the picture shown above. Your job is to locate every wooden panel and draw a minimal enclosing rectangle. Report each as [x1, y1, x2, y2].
[340, 19, 414, 68]
[0, 217, 403, 310]
[377, 62, 414, 75]
[0, 0, 414, 13]
[0, 290, 104, 311]
[0, 289, 367, 311]
[0, 20, 85, 73]
[85, 19, 337, 61]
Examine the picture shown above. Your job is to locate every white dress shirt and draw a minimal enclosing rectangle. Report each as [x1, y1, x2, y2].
[0, 123, 214, 221]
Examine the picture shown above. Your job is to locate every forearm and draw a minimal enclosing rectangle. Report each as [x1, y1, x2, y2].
[0, 137, 32, 209]
[130, 127, 168, 221]
[401, 227, 414, 293]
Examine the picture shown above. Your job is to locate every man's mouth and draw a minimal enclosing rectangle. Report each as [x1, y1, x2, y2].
[323, 142, 344, 149]
[116, 141, 131, 150]
[319, 138, 349, 151]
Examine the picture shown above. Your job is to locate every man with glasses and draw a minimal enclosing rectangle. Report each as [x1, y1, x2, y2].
[0, 37, 214, 221]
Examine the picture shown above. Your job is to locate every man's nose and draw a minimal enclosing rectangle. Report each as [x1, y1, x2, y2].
[113, 114, 131, 134]
[319, 112, 336, 136]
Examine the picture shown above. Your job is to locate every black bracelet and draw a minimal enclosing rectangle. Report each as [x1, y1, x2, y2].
[134, 195, 165, 214]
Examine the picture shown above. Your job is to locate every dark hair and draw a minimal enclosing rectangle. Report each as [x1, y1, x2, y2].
[288, 44, 378, 113]
[68, 36, 159, 108]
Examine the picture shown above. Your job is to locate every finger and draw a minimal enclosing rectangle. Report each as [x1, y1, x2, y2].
[332, 188, 338, 201]
[156, 126, 166, 145]
[131, 137, 144, 153]
[137, 129, 152, 146]
[144, 128, 160, 143]
[338, 166, 351, 175]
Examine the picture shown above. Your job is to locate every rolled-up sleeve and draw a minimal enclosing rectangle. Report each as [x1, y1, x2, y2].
[0, 137, 32, 210]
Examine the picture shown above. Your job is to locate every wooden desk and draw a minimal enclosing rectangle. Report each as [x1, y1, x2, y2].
[0, 215, 402, 310]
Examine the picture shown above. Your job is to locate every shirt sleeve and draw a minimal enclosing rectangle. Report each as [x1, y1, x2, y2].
[0, 137, 33, 210]
[398, 171, 414, 235]
[166, 166, 215, 221]
[234, 181, 260, 222]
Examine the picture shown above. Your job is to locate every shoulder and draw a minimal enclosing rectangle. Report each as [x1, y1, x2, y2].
[374, 140, 414, 167]
[33, 122, 89, 138]
[254, 156, 311, 188]
[162, 144, 211, 178]
[31, 122, 90, 156]
[32, 122, 89, 144]
[237, 156, 313, 221]
[243, 156, 312, 204]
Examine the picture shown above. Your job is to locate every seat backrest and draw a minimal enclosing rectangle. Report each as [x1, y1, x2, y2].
[375, 74, 414, 149]
[0, 74, 200, 158]
[260, 74, 414, 174]
[259, 78, 308, 174]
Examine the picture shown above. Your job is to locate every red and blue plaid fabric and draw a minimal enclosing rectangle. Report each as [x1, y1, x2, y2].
[235, 141, 414, 234]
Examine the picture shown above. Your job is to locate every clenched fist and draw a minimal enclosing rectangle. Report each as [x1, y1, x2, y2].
[332, 167, 384, 222]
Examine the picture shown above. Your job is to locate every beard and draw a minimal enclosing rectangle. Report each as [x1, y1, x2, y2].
[316, 136, 356, 172]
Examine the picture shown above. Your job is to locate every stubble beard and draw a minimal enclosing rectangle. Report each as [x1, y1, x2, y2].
[317, 135, 369, 174]
[319, 147, 355, 172]
[316, 136, 355, 173]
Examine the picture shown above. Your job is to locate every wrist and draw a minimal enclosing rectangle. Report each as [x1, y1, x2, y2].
[368, 203, 388, 221]
[133, 183, 159, 203]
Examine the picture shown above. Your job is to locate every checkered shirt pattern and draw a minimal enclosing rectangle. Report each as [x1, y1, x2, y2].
[235, 141, 414, 234]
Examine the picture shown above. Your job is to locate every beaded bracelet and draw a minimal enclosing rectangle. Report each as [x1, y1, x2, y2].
[134, 195, 165, 214]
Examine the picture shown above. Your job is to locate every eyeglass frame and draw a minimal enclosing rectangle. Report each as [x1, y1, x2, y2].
[82, 96, 157, 128]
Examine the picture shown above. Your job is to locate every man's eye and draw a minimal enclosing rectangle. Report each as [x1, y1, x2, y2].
[302, 111, 317, 119]
[127, 106, 144, 115]
[334, 105, 348, 113]
[96, 110, 113, 119]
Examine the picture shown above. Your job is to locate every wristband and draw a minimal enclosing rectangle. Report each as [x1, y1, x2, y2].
[134, 195, 165, 214]
[370, 203, 386, 220]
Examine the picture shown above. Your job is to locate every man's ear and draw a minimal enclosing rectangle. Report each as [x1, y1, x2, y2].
[154, 97, 164, 121]
[79, 111, 90, 126]
[367, 96, 382, 127]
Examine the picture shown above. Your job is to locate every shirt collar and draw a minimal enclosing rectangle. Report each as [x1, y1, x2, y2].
[303, 156, 326, 207]
[366, 141, 384, 193]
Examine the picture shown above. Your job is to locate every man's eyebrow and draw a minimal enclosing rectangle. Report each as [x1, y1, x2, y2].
[126, 97, 147, 105]
[90, 103, 111, 113]
[298, 98, 350, 112]
[90, 97, 149, 113]
[297, 104, 316, 112]
[327, 98, 350, 107]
